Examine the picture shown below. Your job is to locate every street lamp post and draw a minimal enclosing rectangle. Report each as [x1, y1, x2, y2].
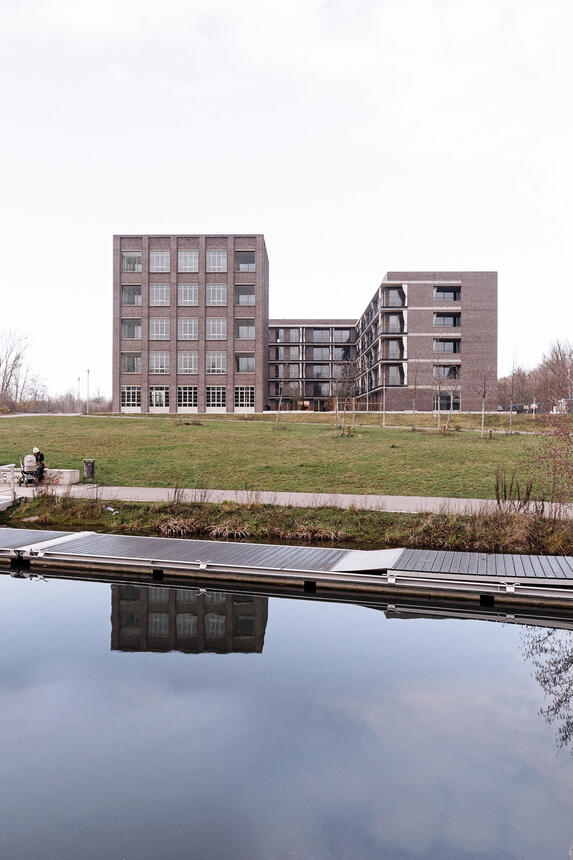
[86, 369, 90, 415]
[382, 370, 387, 428]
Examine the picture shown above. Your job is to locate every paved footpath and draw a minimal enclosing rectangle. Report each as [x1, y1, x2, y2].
[10, 484, 573, 518]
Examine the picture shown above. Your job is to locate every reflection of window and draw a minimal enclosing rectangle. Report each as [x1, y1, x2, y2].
[177, 386, 197, 407]
[206, 284, 227, 306]
[206, 386, 226, 408]
[121, 285, 141, 305]
[178, 284, 198, 306]
[149, 318, 170, 339]
[176, 613, 198, 635]
[178, 250, 198, 273]
[311, 365, 329, 379]
[122, 319, 141, 339]
[333, 329, 351, 343]
[120, 613, 140, 635]
[206, 318, 227, 340]
[235, 285, 255, 305]
[121, 353, 141, 373]
[434, 287, 461, 301]
[235, 319, 255, 339]
[233, 615, 255, 636]
[121, 386, 141, 407]
[205, 612, 226, 636]
[148, 587, 169, 602]
[206, 352, 227, 374]
[120, 585, 140, 600]
[206, 591, 226, 604]
[176, 588, 199, 603]
[177, 351, 198, 374]
[122, 251, 142, 272]
[149, 284, 170, 306]
[149, 352, 170, 374]
[148, 612, 169, 635]
[234, 386, 255, 408]
[312, 329, 329, 343]
[234, 250, 255, 272]
[313, 347, 329, 360]
[149, 386, 169, 407]
[235, 354, 255, 373]
[206, 250, 227, 272]
[149, 251, 170, 272]
[178, 318, 198, 340]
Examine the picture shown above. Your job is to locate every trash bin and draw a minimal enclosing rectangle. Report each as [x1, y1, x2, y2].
[83, 458, 95, 482]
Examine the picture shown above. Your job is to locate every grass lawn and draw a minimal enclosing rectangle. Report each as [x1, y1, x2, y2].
[0, 414, 538, 498]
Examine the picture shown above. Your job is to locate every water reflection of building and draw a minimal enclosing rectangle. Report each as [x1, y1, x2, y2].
[111, 585, 268, 654]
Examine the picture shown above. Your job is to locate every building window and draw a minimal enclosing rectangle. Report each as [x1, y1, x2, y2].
[149, 251, 170, 272]
[206, 250, 227, 273]
[177, 385, 198, 407]
[121, 285, 142, 305]
[386, 289, 405, 308]
[122, 251, 142, 273]
[176, 614, 198, 636]
[206, 352, 227, 374]
[434, 339, 461, 353]
[387, 365, 404, 386]
[149, 283, 170, 306]
[312, 328, 330, 343]
[434, 287, 461, 302]
[121, 385, 141, 407]
[206, 283, 227, 306]
[234, 250, 255, 272]
[121, 353, 141, 373]
[177, 351, 198, 374]
[333, 346, 350, 360]
[311, 365, 329, 379]
[206, 318, 227, 340]
[149, 318, 170, 340]
[387, 314, 403, 333]
[178, 318, 198, 340]
[206, 386, 226, 408]
[312, 347, 330, 360]
[235, 285, 255, 305]
[235, 318, 255, 339]
[205, 612, 226, 635]
[178, 283, 198, 306]
[121, 318, 141, 339]
[149, 386, 170, 407]
[434, 392, 461, 411]
[235, 353, 255, 373]
[234, 386, 255, 408]
[149, 351, 170, 374]
[433, 365, 460, 379]
[434, 313, 461, 327]
[148, 612, 169, 636]
[305, 382, 330, 397]
[178, 250, 198, 273]
[387, 340, 403, 360]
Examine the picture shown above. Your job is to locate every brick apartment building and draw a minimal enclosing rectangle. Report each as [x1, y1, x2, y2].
[112, 234, 497, 413]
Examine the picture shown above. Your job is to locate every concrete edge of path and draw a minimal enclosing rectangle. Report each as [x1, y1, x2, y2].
[10, 484, 573, 519]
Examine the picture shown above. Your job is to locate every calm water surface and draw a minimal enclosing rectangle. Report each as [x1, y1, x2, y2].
[1, 575, 572, 860]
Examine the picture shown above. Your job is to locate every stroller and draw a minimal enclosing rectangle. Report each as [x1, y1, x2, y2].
[18, 455, 40, 486]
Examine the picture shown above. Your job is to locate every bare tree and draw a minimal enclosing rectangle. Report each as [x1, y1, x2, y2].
[409, 361, 419, 431]
[333, 359, 359, 436]
[0, 331, 30, 408]
[522, 627, 573, 755]
[470, 365, 497, 438]
[274, 379, 300, 425]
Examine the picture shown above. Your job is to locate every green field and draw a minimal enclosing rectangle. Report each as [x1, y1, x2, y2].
[0, 414, 539, 498]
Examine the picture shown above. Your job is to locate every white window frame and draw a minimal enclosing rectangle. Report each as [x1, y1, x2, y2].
[178, 250, 199, 273]
[177, 351, 198, 374]
[121, 251, 142, 273]
[206, 250, 227, 273]
[206, 283, 227, 306]
[234, 386, 255, 408]
[206, 318, 227, 340]
[121, 385, 141, 407]
[178, 283, 198, 306]
[177, 386, 198, 408]
[177, 318, 198, 340]
[206, 352, 227, 374]
[149, 318, 170, 340]
[206, 386, 226, 408]
[149, 283, 170, 306]
[149, 251, 170, 273]
[149, 385, 170, 407]
[149, 351, 170, 374]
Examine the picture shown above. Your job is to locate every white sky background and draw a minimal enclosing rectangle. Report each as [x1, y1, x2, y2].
[1, 0, 572, 399]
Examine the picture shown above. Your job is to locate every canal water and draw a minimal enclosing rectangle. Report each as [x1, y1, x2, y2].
[1, 574, 572, 859]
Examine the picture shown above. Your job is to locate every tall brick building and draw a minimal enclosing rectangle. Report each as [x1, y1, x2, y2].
[112, 234, 497, 413]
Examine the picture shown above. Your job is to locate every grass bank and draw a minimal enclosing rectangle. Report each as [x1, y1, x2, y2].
[0, 415, 538, 498]
[3, 494, 572, 555]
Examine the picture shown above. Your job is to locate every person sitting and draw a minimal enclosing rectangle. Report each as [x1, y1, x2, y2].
[33, 446, 45, 482]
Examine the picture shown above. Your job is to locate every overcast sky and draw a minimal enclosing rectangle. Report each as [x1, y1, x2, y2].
[1, 0, 572, 399]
